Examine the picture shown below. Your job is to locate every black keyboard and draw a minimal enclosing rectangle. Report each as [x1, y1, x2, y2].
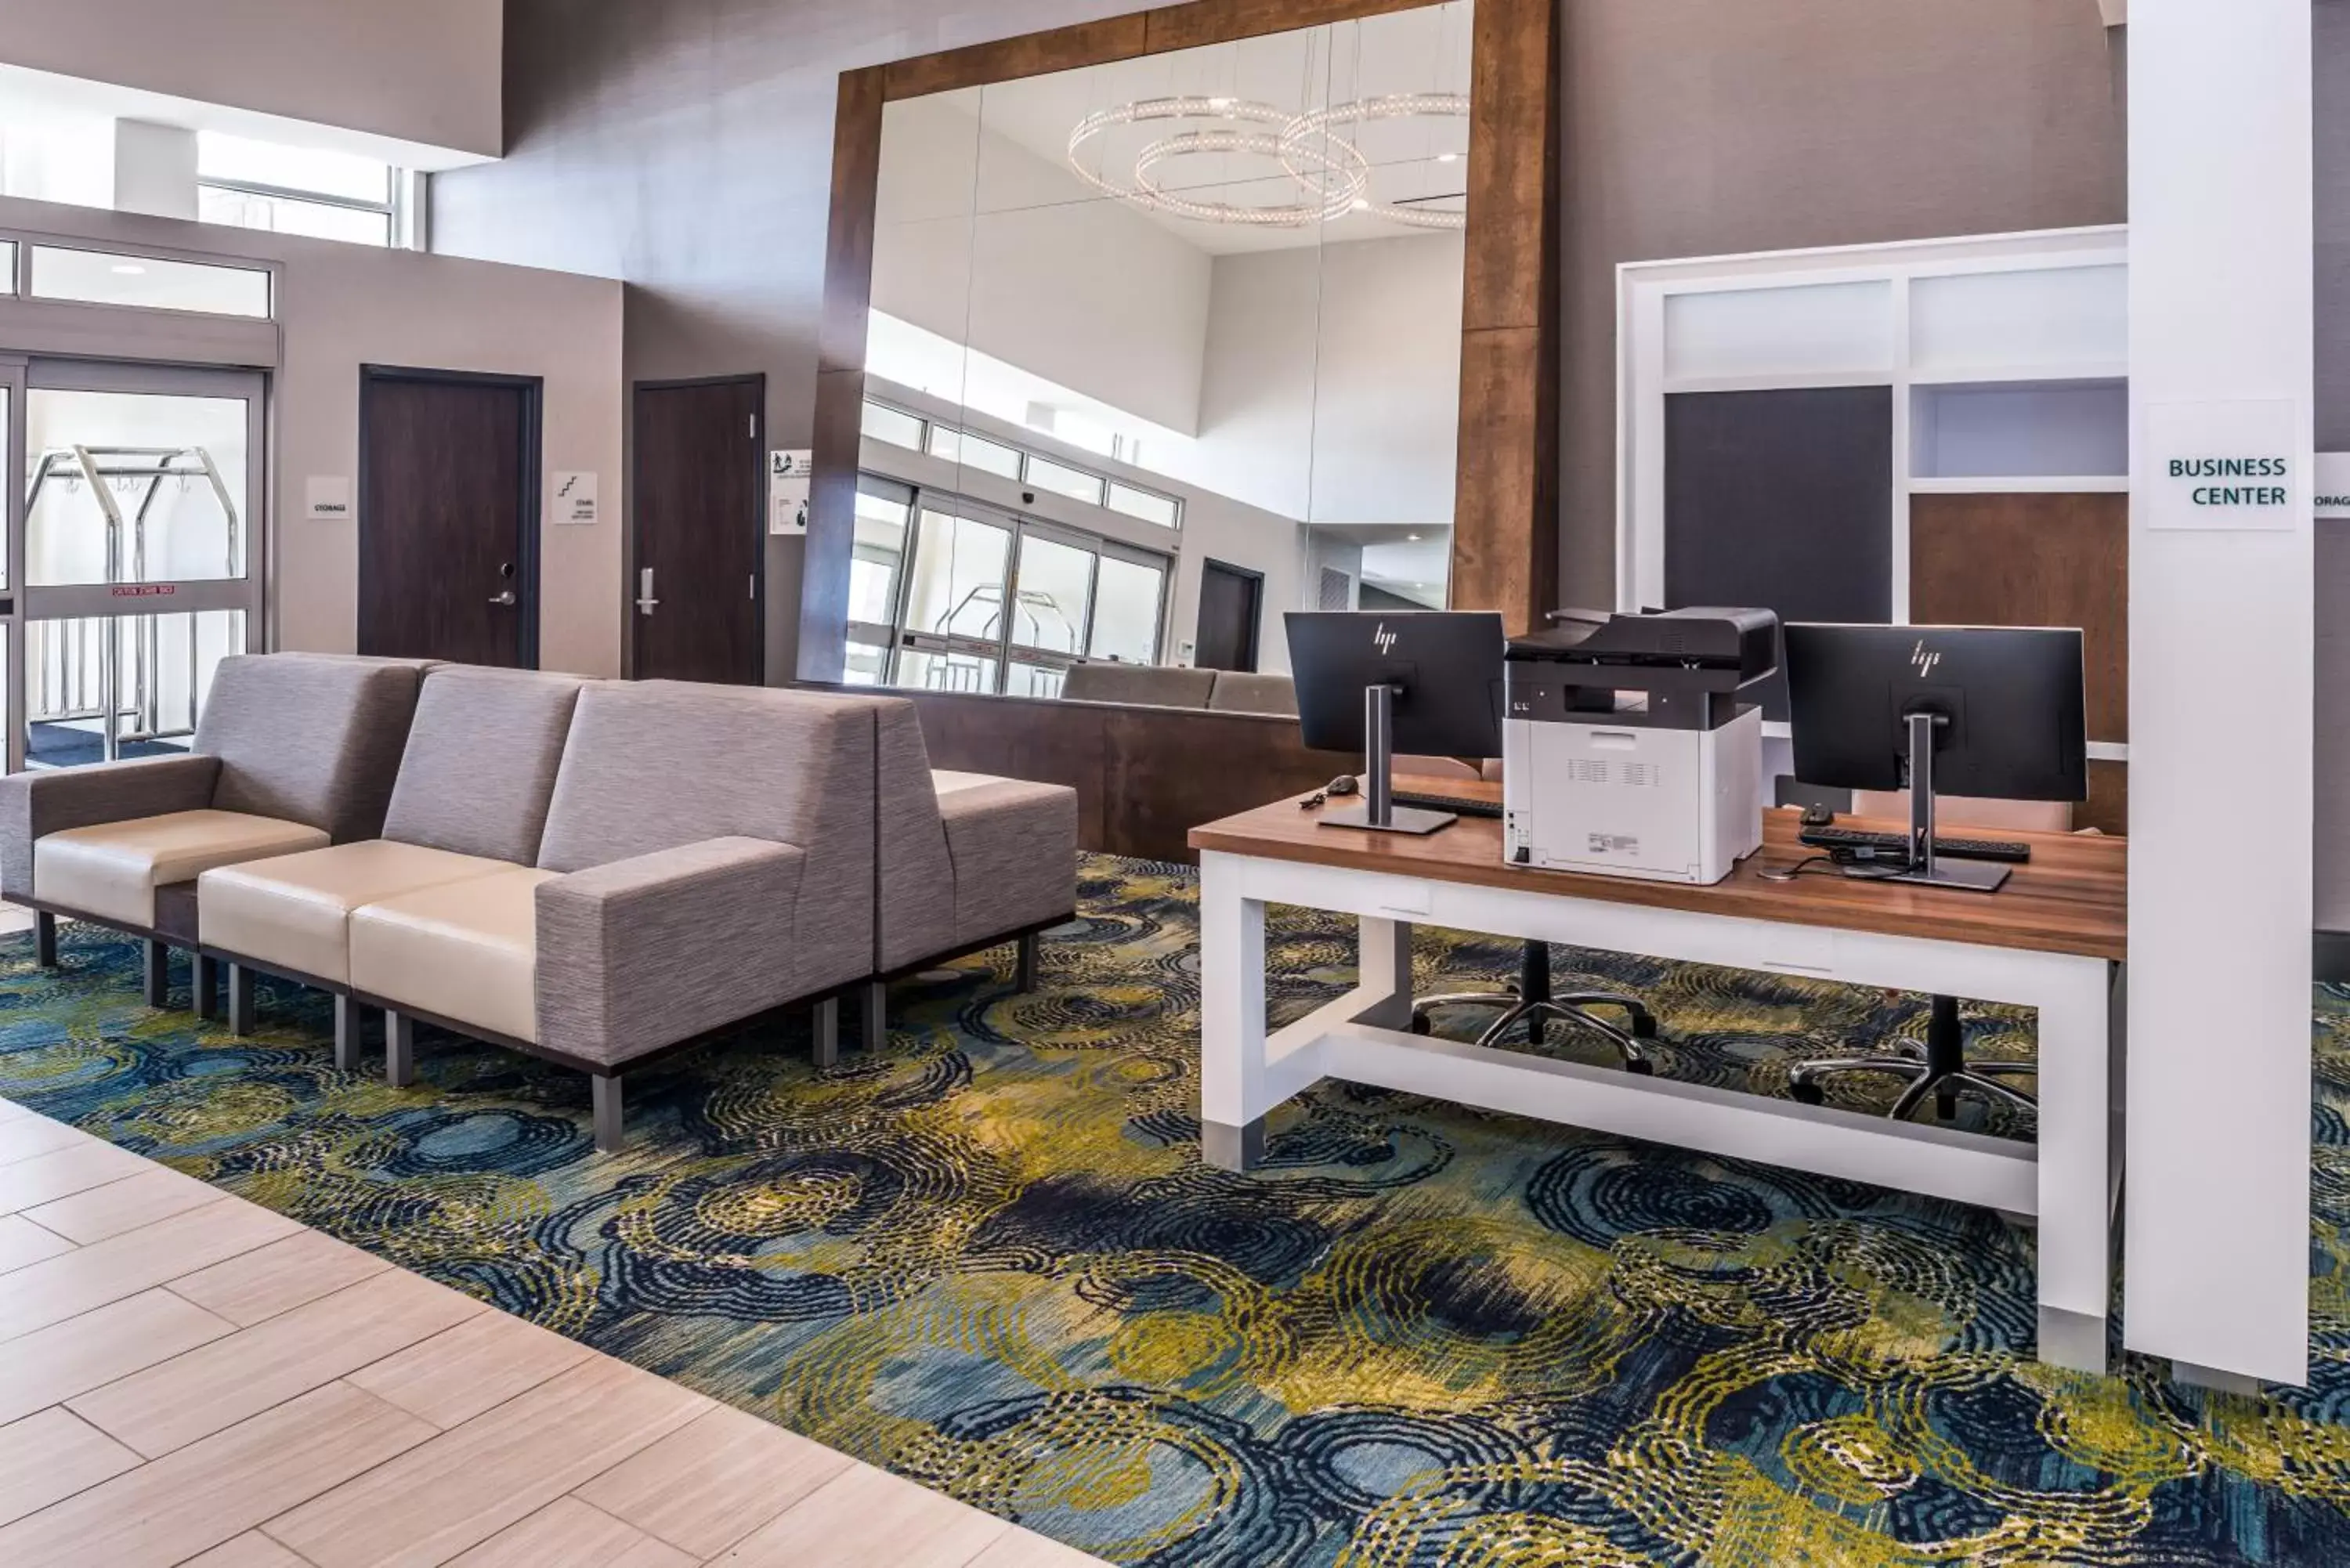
[1392, 790, 1504, 819]
[1799, 825, 2031, 864]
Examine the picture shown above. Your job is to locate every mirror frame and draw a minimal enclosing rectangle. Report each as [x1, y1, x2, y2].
[801, 0, 1558, 680]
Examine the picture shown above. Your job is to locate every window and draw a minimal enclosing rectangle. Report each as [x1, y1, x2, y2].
[861, 400, 926, 451]
[1105, 482, 1181, 529]
[0, 240, 14, 294]
[27, 247, 271, 318]
[196, 132, 400, 248]
[1023, 457, 1105, 507]
[927, 426, 1021, 479]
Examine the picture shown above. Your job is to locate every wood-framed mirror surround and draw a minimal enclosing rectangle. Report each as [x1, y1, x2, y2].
[801, 0, 1559, 680]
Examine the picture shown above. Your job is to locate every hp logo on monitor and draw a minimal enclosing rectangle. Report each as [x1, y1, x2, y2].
[1373, 623, 1398, 655]
[1911, 640, 1942, 678]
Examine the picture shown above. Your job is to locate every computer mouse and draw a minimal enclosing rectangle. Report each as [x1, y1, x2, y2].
[1326, 775, 1360, 797]
[1799, 803, 1835, 829]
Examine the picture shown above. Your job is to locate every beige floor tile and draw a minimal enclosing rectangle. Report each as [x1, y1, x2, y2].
[0, 1381, 433, 1568]
[182, 1532, 314, 1568]
[0, 1212, 74, 1273]
[0, 1114, 91, 1169]
[71, 1266, 483, 1458]
[265, 1357, 709, 1568]
[715, 1461, 1010, 1568]
[0, 1288, 237, 1425]
[0, 1140, 148, 1216]
[344, 1305, 593, 1429]
[577, 1400, 855, 1559]
[967, 1530, 1112, 1567]
[0, 1406, 141, 1526]
[168, 1227, 395, 1326]
[0, 1196, 299, 1343]
[24, 1164, 222, 1245]
[450, 1496, 695, 1568]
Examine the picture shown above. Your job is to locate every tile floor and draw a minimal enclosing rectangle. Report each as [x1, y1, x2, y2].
[0, 1095, 1107, 1568]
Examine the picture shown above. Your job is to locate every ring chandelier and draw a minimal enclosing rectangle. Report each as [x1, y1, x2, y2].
[1067, 92, 1467, 230]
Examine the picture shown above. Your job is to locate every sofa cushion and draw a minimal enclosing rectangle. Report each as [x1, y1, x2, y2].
[196, 654, 425, 842]
[199, 840, 513, 985]
[1206, 670, 1298, 716]
[351, 866, 555, 1044]
[34, 811, 327, 930]
[381, 667, 585, 865]
[935, 775, 1080, 948]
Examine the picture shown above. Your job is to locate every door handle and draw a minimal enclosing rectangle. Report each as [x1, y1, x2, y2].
[488, 590, 517, 606]
[635, 566, 658, 615]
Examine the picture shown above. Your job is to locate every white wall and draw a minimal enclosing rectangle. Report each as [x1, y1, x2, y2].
[2123, 0, 2315, 1386]
[0, 196, 627, 675]
[0, 0, 502, 160]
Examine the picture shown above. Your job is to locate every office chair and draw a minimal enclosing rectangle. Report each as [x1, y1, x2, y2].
[1786, 793, 2062, 1122]
[1400, 760, 1661, 1071]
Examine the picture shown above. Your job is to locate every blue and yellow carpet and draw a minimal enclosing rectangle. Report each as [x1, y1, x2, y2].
[3, 853, 2348, 1566]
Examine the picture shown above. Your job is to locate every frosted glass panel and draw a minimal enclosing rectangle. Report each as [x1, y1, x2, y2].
[29, 247, 270, 317]
[1911, 380, 2128, 479]
[1910, 265, 2127, 373]
[1663, 280, 1893, 380]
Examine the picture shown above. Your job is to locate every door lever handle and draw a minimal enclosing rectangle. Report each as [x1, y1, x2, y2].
[488, 591, 517, 606]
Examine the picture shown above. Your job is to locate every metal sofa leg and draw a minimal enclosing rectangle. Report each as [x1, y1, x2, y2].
[34, 911, 58, 969]
[591, 1074, 624, 1152]
[226, 963, 255, 1036]
[194, 953, 220, 1021]
[142, 939, 168, 1009]
[813, 996, 840, 1068]
[1016, 930, 1040, 992]
[334, 995, 362, 1072]
[861, 980, 887, 1050]
[385, 1010, 415, 1088]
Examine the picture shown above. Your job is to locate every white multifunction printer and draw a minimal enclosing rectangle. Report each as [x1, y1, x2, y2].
[1501, 607, 1779, 884]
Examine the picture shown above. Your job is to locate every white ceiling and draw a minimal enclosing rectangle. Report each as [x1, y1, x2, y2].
[901, 0, 1473, 256]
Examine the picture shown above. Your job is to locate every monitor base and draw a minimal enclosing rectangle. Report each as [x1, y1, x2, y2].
[1875, 858, 2012, 894]
[1321, 804, 1457, 836]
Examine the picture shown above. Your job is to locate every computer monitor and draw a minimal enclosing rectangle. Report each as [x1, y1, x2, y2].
[1783, 623, 2087, 892]
[1285, 610, 1506, 834]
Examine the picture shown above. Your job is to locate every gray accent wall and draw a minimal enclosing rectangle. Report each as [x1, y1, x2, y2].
[438, 0, 2131, 683]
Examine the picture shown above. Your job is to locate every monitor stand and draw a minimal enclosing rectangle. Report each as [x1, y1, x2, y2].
[1321, 682, 1456, 835]
[1870, 710, 2010, 893]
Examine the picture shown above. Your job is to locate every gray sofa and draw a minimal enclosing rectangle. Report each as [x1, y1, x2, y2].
[0, 652, 425, 1009]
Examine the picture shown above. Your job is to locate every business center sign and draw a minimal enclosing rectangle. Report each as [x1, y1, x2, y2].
[2148, 399, 2299, 531]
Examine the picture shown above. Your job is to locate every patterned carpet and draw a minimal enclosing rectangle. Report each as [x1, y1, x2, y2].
[4, 853, 2350, 1566]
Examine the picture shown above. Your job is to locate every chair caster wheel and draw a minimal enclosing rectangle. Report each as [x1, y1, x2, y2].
[1625, 1057, 1654, 1076]
[1790, 1079, 1825, 1106]
[1408, 1013, 1431, 1036]
[1631, 1012, 1658, 1039]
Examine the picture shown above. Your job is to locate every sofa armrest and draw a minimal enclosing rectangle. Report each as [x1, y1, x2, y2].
[937, 779, 1079, 947]
[534, 836, 805, 1068]
[0, 754, 223, 900]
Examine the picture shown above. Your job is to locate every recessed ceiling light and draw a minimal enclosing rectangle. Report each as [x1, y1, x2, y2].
[1350, 197, 1370, 211]
[1207, 96, 1235, 110]
[1437, 152, 1461, 164]
[1407, 533, 1422, 541]
[110, 262, 147, 276]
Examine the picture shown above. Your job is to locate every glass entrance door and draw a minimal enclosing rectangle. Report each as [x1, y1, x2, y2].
[14, 360, 265, 770]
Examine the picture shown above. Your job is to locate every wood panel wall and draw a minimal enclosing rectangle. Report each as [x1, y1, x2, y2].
[1908, 490, 2128, 835]
[803, 0, 1562, 678]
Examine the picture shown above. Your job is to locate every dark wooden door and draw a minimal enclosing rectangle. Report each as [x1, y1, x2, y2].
[359, 371, 537, 667]
[633, 377, 765, 684]
[1195, 559, 1262, 672]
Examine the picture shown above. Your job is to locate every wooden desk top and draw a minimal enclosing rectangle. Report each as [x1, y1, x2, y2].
[1188, 777, 2127, 962]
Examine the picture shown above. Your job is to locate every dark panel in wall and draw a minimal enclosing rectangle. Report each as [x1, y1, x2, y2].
[1664, 385, 1893, 719]
[1559, 0, 2127, 608]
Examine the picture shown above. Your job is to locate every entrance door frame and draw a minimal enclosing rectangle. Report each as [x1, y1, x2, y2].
[357, 364, 544, 669]
[1195, 556, 1264, 673]
[627, 372, 766, 684]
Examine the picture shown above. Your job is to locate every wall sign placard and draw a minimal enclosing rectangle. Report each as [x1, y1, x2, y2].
[2146, 399, 2299, 532]
[2316, 453, 2350, 519]
[552, 471, 598, 525]
[305, 475, 351, 522]
[770, 449, 812, 535]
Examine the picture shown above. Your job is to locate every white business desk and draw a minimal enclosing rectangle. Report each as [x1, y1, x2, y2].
[1190, 782, 2126, 1373]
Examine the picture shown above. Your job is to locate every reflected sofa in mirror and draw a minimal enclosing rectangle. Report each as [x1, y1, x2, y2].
[804, 0, 1561, 694]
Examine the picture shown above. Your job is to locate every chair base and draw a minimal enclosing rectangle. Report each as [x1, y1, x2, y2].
[1409, 943, 1658, 1071]
[1787, 993, 2036, 1121]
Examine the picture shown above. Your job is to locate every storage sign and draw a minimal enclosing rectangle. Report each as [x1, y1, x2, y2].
[2149, 399, 2299, 532]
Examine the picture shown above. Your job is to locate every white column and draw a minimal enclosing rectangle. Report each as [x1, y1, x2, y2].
[2124, 0, 2315, 1386]
[111, 120, 197, 220]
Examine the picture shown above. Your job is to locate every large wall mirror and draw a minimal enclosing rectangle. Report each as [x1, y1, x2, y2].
[805, 0, 1560, 695]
